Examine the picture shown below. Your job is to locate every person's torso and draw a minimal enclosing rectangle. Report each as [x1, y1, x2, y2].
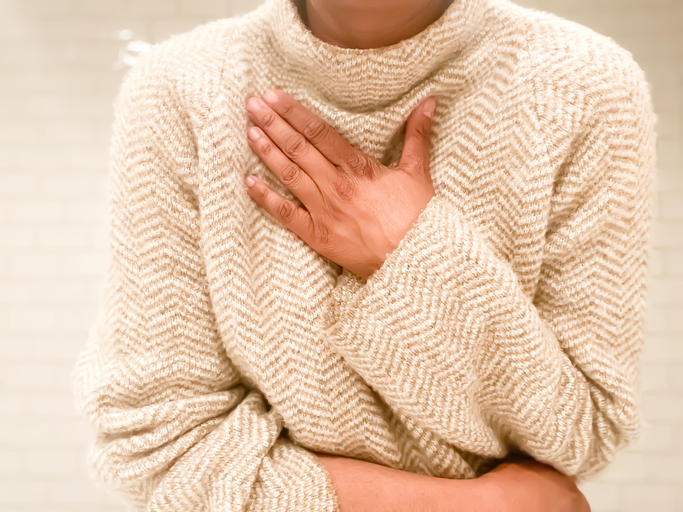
[176, 0, 608, 477]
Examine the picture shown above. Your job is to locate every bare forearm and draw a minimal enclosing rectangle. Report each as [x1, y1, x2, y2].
[315, 452, 589, 512]
[315, 453, 491, 512]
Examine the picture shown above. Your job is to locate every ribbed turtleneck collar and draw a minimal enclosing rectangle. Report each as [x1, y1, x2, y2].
[265, 0, 486, 110]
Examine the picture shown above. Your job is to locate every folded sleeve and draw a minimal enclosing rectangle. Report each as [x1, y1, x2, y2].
[319, 58, 657, 480]
[72, 50, 339, 512]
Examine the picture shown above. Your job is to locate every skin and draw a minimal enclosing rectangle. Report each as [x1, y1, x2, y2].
[244, 90, 435, 280]
[301, 0, 455, 49]
[242, 0, 591, 510]
[312, 452, 590, 512]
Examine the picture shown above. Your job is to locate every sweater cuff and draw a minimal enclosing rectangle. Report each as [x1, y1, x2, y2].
[322, 193, 492, 327]
[250, 437, 340, 512]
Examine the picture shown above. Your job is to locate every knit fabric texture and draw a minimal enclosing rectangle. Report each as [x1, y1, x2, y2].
[72, 0, 658, 509]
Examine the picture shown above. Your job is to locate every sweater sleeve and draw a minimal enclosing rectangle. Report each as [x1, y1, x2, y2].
[72, 50, 339, 512]
[319, 58, 657, 480]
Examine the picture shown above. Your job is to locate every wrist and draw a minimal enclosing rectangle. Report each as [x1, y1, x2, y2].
[316, 453, 499, 512]
[471, 472, 511, 512]
[473, 457, 589, 512]
[314, 454, 454, 512]
[437, 477, 502, 512]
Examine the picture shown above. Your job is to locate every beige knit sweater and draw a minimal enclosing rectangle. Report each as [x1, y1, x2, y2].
[73, 0, 658, 509]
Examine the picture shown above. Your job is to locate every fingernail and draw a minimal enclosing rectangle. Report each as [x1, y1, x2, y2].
[263, 89, 278, 103]
[246, 97, 262, 112]
[247, 126, 261, 140]
[423, 97, 436, 119]
[245, 175, 256, 187]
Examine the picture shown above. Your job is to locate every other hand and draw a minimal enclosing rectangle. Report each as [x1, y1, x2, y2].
[243, 89, 437, 280]
[479, 454, 592, 512]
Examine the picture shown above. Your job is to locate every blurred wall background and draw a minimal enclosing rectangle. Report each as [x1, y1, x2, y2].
[0, 0, 681, 511]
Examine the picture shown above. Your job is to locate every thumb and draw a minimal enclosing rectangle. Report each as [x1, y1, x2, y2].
[398, 96, 436, 175]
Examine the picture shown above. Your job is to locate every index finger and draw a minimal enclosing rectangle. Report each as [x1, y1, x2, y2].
[261, 89, 358, 167]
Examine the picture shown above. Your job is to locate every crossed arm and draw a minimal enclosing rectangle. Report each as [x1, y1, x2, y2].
[315, 451, 590, 512]
[238, 80, 654, 511]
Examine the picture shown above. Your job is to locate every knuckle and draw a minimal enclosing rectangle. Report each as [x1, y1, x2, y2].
[280, 164, 300, 185]
[257, 138, 272, 155]
[284, 134, 307, 157]
[333, 176, 356, 201]
[281, 100, 295, 116]
[277, 199, 297, 221]
[314, 222, 331, 246]
[345, 151, 374, 177]
[303, 120, 328, 143]
[415, 121, 430, 139]
[253, 184, 267, 200]
[261, 112, 277, 128]
[412, 154, 427, 172]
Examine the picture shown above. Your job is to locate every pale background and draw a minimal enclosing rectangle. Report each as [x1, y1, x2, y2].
[0, 0, 681, 510]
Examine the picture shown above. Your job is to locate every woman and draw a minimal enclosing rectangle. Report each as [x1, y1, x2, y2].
[73, 0, 656, 510]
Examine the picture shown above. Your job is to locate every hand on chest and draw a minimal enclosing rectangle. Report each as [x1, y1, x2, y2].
[240, 87, 555, 290]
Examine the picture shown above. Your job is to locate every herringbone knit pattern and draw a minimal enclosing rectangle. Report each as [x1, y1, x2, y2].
[72, 0, 658, 509]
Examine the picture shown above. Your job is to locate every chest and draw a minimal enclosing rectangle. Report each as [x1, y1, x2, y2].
[192, 76, 558, 463]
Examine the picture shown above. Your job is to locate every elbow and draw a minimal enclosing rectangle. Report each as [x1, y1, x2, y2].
[549, 393, 641, 480]
[86, 411, 229, 490]
[574, 398, 641, 481]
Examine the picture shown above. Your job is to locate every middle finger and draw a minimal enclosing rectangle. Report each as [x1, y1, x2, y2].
[246, 125, 322, 210]
[261, 89, 358, 167]
[246, 96, 337, 185]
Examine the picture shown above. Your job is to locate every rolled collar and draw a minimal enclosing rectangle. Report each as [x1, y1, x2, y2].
[265, 0, 487, 110]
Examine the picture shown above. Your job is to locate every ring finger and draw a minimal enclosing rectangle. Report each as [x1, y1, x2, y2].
[247, 125, 323, 209]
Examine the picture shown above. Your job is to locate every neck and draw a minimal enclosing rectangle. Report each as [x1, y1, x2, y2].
[301, 0, 453, 49]
[269, 0, 486, 110]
